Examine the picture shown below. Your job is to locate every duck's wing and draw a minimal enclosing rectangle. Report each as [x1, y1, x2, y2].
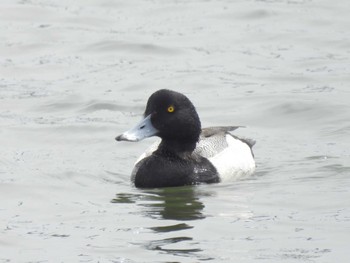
[201, 126, 242, 137]
[195, 126, 255, 158]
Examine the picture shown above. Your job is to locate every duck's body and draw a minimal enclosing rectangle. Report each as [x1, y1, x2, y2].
[116, 89, 255, 188]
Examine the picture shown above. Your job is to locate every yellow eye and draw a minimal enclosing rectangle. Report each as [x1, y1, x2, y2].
[167, 105, 175, 113]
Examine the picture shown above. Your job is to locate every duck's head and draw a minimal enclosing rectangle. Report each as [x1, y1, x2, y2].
[116, 89, 201, 151]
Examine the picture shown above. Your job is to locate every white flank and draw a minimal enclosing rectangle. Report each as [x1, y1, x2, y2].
[208, 134, 255, 182]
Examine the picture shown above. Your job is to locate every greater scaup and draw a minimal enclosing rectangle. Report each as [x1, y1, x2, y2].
[116, 89, 255, 188]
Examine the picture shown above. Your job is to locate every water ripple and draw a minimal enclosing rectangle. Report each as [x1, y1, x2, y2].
[84, 40, 181, 55]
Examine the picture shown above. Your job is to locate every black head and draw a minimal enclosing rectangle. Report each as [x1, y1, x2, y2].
[145, 89, 201, 150]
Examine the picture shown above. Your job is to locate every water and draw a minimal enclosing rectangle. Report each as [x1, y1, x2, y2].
[1, 0, 349, 262]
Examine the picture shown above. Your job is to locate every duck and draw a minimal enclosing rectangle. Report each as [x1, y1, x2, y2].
[116, 89, 255, 188]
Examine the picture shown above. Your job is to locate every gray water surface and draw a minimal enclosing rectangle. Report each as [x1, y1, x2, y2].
[1, 0, 350, 262]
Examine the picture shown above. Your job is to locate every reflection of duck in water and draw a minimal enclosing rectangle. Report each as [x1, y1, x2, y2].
[143, 186, 205, 221]
[116, 89, 256, 188]
[112, 186, 209, 257]
[112, 186, 206, 221]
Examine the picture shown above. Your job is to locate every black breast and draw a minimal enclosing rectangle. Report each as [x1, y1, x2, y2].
[132, 152, 219, 188]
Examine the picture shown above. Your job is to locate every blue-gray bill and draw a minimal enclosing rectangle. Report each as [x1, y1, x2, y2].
[115, 114, 159, 142]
